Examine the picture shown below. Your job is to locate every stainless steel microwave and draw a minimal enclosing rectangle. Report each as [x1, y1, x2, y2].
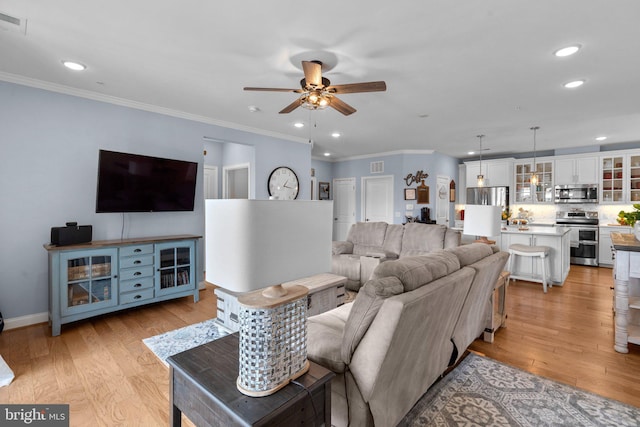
[554, 184, 598, 204]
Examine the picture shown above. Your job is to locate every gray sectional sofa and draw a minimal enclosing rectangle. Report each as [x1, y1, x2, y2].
[332, 222, 461, 291]
[308, 243, 509, 427]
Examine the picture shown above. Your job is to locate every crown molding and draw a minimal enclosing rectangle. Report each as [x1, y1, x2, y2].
[0, 72, 309, 145]
[328, 149, 436, 162]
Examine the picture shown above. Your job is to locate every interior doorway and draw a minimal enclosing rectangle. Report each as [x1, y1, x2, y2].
[223, 163, 250, 199]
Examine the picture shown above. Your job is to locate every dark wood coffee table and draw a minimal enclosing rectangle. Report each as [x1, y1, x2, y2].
[167, 333, 334, 426]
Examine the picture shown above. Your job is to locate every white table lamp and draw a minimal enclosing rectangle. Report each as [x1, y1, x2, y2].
[463, 204, 502, 245]
[205, 199, 333, 396]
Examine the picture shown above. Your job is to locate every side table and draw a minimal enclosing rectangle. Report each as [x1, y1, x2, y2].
[214, 273, 347, 331]
[483, 270, 510, 343]
[167, 333, 334, 427]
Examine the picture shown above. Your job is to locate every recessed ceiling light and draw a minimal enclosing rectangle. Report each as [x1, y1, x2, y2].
[248, 105, 260, 113]
[564, 80, 585, 89]
[331, 132, 341, 138]
[468, 151, 475, 155]
[595, 136, 607, 141]
[62, 60, 86, 71]
[324, 152, 331, 157]
[294, 122, 304, 128]
[554, 45, 581, 57]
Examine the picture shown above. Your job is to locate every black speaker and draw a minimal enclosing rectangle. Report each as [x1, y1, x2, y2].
[51, 222, 92, 246]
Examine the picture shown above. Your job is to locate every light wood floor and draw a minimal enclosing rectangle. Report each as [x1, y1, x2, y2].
[1, 266, 639, 426]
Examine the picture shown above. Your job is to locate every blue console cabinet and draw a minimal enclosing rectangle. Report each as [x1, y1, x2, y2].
[45, 235, 200, 336]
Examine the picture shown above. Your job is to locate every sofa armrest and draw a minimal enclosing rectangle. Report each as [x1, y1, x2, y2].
[333, 240, 354, 255]
[360, 255, 387, 284]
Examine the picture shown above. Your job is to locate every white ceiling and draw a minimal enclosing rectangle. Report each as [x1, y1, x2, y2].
[2, 1, 640, 160]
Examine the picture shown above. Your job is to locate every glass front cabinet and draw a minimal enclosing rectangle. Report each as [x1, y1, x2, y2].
[601, 155, 625, 203]
[513, 159, 553, 203]
[155, 241, 195, 297]
[60, 248, 118, 316]
[630, 153, 640, 203]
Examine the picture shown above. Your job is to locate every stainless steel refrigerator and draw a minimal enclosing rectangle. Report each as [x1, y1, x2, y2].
[466, 186, 509, 213]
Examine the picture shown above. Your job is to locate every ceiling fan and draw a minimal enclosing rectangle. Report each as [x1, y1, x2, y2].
[244, 60, 386, 116]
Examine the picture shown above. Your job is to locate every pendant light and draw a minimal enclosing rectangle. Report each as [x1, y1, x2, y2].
[530, 126, 540, 186]
[476, 134, 485, 187]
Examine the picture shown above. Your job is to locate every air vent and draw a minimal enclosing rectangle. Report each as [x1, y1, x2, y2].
[370, 161, 384, 174]
[0, 12, 27, 34]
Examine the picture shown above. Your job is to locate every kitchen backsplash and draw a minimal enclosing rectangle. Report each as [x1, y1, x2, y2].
[511, 203, 638, 225]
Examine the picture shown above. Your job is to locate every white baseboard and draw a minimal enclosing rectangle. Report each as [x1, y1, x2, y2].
[3, 312, 48, 331]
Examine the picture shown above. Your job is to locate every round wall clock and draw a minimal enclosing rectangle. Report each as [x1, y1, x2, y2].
[268, 166, 299, 200]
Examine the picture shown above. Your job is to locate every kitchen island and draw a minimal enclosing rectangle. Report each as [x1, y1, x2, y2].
[611, 232, 640, 353]
[500, 226, 571, 285]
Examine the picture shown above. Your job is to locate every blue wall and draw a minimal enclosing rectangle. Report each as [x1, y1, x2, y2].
[330, 152, 459, 223]
[0, 81, 311, 321]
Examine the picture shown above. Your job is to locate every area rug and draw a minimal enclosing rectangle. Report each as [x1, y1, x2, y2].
[399, 353, 640, 426]
[142, 318, 230, 366]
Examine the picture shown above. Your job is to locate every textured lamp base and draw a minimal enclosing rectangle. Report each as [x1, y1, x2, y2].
[237, 285, 309, 397]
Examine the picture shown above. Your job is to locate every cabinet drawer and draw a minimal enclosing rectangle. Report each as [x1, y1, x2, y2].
[119, 254, 154, 269]
[120, 244, 154, 258]
[120, 276, 154, 294]
[120, 288, 154, 305]
[119, 265, 154, 281]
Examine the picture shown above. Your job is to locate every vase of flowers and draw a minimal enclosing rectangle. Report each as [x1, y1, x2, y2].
[617, 204, 640, 239]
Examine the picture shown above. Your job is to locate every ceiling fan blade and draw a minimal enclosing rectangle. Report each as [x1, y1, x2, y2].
[244, 87, 303, 93]
[302, 61, 323, 88]
[326, 81, 387, 94]
[279, 98, 303, 114]
[328, 96, 357, 116]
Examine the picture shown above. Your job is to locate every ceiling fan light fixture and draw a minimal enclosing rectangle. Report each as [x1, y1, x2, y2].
[300, 91, 330, 110]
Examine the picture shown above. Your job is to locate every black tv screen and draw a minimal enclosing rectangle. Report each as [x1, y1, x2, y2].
[96, 150, 198, 213]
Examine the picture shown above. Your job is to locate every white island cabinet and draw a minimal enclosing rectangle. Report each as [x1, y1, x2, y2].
[611, 232, 640, 353]
[501, 226, 571, 285]
[600, 225, 632, 267]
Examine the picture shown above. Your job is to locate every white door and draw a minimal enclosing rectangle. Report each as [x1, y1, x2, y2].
[204, 165, 218, 199]
[333, 178, 356, 241]
[362, 175, 394, 223]
[436, 175, 450, 226]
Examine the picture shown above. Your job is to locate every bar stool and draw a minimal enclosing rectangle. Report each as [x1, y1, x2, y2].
[507, 244, 552, 293]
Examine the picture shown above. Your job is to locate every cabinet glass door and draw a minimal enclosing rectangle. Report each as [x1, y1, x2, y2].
[514, 163, 532, 203]
[157, 243, 194, 292]
[61, 249, 117, 314]
[630, 154, 640, 203]
[533, 161, 553, 203]
[602, 155, 625, 203]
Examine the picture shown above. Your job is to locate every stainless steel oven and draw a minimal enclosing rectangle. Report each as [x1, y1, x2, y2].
[555, 210, 599, 266]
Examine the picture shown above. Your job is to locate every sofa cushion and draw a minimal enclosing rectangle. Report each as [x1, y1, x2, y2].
[446, 242, 494, 266]
[308, 303, 352, 373]
[341, 277, 404, 364]
[371, 251, 460, 292]
[381, 224, 404, 258]
[332, 240, 354, 255]
[348, 222, 388, 256]
[400, 223, 447, 257]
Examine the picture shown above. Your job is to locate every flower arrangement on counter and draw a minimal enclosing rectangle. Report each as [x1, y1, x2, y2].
[617, 204, 640, 226]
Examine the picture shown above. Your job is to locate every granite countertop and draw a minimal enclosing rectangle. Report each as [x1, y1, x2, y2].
[611, 232, 640, 251]
[501, 226, 571, 236]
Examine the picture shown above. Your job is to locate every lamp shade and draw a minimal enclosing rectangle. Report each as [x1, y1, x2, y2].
[205, 199, 333, 292]
[463, 204, 502, 239]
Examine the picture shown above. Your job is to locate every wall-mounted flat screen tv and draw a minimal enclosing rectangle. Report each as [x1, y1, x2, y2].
[96, 149, 198, 213]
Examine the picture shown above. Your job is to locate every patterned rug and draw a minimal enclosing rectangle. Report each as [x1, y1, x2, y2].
[400, 353, 640, 426]
[142, 318, 230, 366]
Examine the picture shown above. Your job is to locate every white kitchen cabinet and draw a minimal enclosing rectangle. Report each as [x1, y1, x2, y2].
[554, 156, 598, 185]
[600, 155, 626, 203]
[600, 226, 632, 267]
[465, 158, 513, 188]
[513, 158, 553, 203]
[629, 152, 640, 203]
